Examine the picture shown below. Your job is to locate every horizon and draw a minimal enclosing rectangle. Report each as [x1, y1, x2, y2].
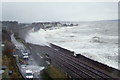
[1, 19, 119, 24]
[2, 2, 118, 23]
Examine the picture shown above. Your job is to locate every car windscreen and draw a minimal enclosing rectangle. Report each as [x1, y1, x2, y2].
[26, 73, 33, 76]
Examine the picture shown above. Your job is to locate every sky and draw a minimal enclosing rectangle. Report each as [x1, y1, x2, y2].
[2, 2, 118, 23]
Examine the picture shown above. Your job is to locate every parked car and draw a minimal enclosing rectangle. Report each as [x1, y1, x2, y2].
[23, 55, 29, 60]
[22, 52, 29, 56]
[25, 70, 34, 78]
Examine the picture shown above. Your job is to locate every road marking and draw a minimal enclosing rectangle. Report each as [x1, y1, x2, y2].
[40, 55, 43, 59]
[37, 53, 43, 59]
[46, 61, 50, 65]
[46, 56, 49, 58]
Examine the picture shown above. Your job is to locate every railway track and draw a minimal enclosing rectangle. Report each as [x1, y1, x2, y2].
[44, 46, 115, 79]
[26, 43, 120, 79]
[50, 44, 120, 77]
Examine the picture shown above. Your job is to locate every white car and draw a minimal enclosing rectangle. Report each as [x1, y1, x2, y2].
[25, 70, 34, 78]
[23, 55, 29, 61]
[23, 55, 29, 58]
[22, 52, 28, 56]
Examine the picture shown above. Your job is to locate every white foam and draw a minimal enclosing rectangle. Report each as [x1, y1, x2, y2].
[25, 21, 118, 69]
[25, 29, 50, 46]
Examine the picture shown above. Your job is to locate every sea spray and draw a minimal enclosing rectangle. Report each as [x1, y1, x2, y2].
[25, 29, 50, 46]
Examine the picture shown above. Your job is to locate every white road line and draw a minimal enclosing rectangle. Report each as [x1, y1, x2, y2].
[46, 56, 49, 58]
[37, 53, 43, 59]
[39, 55, 43, 59]
[46, 61, 50, 65]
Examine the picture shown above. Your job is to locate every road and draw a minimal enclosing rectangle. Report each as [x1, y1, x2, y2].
[24, 43, 120, 79]
[11, 34, 45, 79]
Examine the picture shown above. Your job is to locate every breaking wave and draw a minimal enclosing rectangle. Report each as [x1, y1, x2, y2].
[25, 29, 50, 46]
[25, 21, 118, 69]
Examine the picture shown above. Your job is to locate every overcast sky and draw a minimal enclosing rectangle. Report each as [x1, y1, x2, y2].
[2, 2, 118, 23]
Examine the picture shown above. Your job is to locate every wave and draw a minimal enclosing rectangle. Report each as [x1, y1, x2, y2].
[25, 28, 50, 46]
[88, 33, 118, 44]
[25, 21, 118, 69]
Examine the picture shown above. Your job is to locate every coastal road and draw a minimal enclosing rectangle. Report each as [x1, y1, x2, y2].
[11, 34, 44, 79]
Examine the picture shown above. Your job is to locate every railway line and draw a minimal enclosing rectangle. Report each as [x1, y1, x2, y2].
[51, 44, 120, 78]
[26, 43, 120, 79]
[43, 46, 114, 79]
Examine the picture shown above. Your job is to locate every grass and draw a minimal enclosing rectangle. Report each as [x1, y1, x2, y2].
[2, 68, 9, 79]
[41, 65, 67, 80]
[40, 69, 53, 80]
[16, 39, 24, 43]
[2, 41, 23, 79]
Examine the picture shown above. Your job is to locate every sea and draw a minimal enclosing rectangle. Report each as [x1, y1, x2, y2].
[25, 20, 119, 69]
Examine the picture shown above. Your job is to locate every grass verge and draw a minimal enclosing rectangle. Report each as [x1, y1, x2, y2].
[2, 41, 23, 79]
[41, 65, 67, 80]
